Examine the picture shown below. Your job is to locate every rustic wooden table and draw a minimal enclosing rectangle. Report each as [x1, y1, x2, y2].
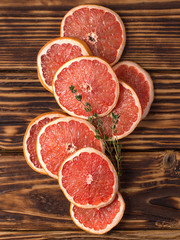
[0, 0, 180, 239]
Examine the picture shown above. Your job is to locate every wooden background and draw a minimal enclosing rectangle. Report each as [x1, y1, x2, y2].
[0, 0, 180, 239]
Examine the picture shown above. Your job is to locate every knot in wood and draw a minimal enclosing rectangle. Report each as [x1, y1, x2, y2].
[163, 151, 176, 169]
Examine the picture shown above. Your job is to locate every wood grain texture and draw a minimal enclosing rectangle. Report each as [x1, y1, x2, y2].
[0, 0, 178, 6]
[1, 0, 180, 237]
[0, 151, 179, 231]
[0, 0, 180, 70]
[0, 230, 180, 239]
[1, 71, 180, 150]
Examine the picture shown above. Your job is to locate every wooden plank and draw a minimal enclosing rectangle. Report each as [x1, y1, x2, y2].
[0, 0, 178, 7]
[0, 230, 180, 240]
[0, 71, 180, 150]
[0, 1, 180, 70]
[0, 151, 179, 231]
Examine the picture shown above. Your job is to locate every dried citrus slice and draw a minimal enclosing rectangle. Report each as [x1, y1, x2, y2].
[53, 56, 119, 119]
[37, 117, 104, 179]
[113, 61, 154, 119]
[37, 37, 91, 93]
[23, 112, 66, 174]
[60, 5, 126, 66]
[58, 147, 118, 208]
[70, 192, 125, 234]
[98, 81, 142, 140]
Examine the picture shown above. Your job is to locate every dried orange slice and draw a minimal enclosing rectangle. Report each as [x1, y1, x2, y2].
[99, 81, 142, 140]
[23, 112, 66, 174]
[37, 37, 91, 93]
[58, 147, 118, 208]
[113, 61, 154, 119]
[53, 56, 119, 119]
[37, 117, 104, 179]
[60, 5, 126, 66]
[70, 192, 125, 234]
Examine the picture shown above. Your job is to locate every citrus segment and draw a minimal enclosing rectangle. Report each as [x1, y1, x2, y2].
[37, 117, 104, 179]
[70, 192, 125, 234]
[60, 5, 126, 65]
[23, 112, 66, 174]
[37, 37, 91, 93]
[99, 81, 142, 140]
[59, 147, 118, 208]
[53, 56, 119, 119]
[113, 61, 154, 119]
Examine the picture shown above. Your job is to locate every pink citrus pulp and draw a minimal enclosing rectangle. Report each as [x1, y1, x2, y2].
[60, 5, 126, 66]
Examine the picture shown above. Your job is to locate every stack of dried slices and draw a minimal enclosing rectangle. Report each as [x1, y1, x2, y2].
[23, 5, 154, 234]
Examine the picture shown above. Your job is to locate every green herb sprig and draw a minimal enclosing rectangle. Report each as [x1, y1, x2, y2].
[69, 85, 122, 179]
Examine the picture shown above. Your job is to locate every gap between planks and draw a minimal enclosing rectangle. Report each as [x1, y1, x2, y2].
[0, 230, 180, 239]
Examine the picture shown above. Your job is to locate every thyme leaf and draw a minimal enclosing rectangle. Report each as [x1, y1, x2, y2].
[75, 95, 82, 101]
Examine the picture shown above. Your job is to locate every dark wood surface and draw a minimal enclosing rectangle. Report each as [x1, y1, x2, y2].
[0, 0, 180, 239]
[0, 230, 180, 239]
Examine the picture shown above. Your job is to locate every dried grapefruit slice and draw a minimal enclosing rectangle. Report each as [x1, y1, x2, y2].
[37, 37, 91, 93]
[70, 192, 125, 234]
[60, 5, 126, 66]
[99, 81, 142, 140]
[53, 56, 119, 119]
[113, 61, 154, 119]
[23, 112, 66, 174]
[37, 117, 104, 179]
[58, 147, 118, 208]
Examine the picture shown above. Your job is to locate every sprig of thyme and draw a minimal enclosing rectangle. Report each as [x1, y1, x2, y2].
[111, 112, 122, 177]
[69, 85, 91, 113]
[69, 85, 122, 179]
